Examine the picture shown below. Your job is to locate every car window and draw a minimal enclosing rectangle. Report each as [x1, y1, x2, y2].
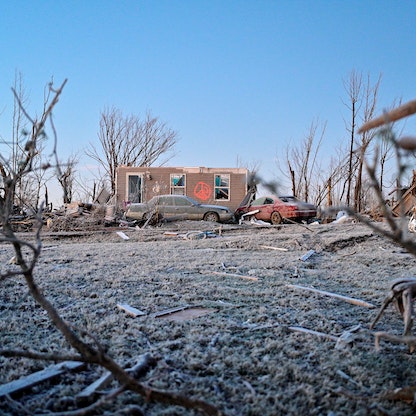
[264, 198, 274, 204]
[174, 197, 192, 206]
[251, 197, 265, 206]
[158, 197, 172, 206]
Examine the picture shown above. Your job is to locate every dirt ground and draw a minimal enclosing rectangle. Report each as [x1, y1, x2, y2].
[1, 218, 416, 415]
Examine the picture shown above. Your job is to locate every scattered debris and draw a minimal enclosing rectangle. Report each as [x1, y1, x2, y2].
[116, 231, 130, 240]
[288, 325, 338, 341]
[288, 284, 376, 308]
[152, 305, 216, 321]
[0, 361, 84, 398]
[77, 353, 156, 402]
[335, 324, 363, 350]
[408, 208, 416, 233]
[300, 249, 316, 261]
[117, 303, 146, 317]
[259, 245, 288, 252]
[152, 305, 195, 318]
[238, 209, 260, 224]
[155, 307, 216, 322]
[333, 211, 354, 224]
[209, 271, 260, 281]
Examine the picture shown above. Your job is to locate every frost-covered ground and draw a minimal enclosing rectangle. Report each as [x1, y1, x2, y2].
[1, 220, 416, 415]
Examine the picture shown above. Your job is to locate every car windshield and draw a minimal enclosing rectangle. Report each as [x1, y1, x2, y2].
[279, 196, 297, 203]
[251, 197, 275, 206]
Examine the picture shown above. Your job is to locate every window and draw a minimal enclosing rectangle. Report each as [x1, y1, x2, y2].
[170, 174, 186, 195]
[127, 175, 143, 203]
[214, 174, 230, 200]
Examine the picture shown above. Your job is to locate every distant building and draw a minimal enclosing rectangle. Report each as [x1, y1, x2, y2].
[115, 166, 249, 211]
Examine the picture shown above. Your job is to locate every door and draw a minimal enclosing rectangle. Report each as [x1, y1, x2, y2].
[127, 174, 144, 203]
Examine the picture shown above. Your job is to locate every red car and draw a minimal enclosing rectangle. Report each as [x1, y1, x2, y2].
[235, 195, 317, 225]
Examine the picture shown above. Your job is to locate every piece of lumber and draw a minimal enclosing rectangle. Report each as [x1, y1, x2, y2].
[116, 231, 129, 240]
[117, 303, 146, 317]
[77, 353, 157, 400]
[288, 326, 339, 341]
[259, 245, 288, 252]
[0, 361, 84, 397]
[288, 284, 376, 308]
[300, 249, 315, 261]
[153, 305, 193, 318]
[77, 371, 113, 399]
[210, 271, 259, 281]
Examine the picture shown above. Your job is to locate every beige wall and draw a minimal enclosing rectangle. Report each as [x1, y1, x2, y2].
[116, 166, 249, 211]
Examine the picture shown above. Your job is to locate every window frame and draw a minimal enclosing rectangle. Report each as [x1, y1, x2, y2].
[170, 174, 186, 195]
[214, 174, 230, 201]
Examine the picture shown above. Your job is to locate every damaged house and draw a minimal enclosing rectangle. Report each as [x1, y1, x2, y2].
[115, 166, 250, 212]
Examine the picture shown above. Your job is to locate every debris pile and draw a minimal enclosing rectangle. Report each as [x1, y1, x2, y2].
[45, 202, 111, 231]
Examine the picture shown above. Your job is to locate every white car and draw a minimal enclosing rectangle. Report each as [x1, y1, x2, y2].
[125, 195, 234, 223]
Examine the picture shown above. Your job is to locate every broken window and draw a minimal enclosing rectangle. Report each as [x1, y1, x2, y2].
[127, 175, 143, 203]
[170, 174, 186, 195]
[214, 174, 230, 200]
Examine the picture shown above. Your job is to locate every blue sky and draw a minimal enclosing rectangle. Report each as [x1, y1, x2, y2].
[1, 0, 415, 200]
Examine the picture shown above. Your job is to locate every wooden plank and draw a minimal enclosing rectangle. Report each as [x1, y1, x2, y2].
[116, 231, 129, 240]
[117, 303, 146, 317]
[260, 245, 288, 252]
[77, 371, 112, 399]
[210, 271, 259, 281]
[153, 305, 193, 318]
[288, 284, 376, 308]
[77, 353, 157, 400]
[288, 326, 338, 341]
[0, 361, 84, 397]
[300, 249, 315, 261]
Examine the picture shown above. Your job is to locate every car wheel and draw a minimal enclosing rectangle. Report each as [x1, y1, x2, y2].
[203, 212, 220, 222]
[270, 211, 283, 225]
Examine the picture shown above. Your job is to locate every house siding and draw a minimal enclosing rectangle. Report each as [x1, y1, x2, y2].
[116, 166, 249, 211]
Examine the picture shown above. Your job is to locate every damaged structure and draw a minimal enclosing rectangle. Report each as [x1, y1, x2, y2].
[115, 166, 250, 212]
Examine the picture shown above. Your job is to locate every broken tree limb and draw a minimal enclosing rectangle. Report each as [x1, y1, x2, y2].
[0, 361, 84, 397]
[358, 99, 416, 133]
[374, 331, 416, 353]
[288, 284, 376, 308]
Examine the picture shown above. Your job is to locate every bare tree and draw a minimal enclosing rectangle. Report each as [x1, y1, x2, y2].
[0, 81, 220, 415]
[336, 99, 416, 350]
[57, 154, 78, 204]
[86, 108, 178, 194]
[343, 70, 362, 207]
[353, 73, 382, 212]
[281, 119, 325, 204]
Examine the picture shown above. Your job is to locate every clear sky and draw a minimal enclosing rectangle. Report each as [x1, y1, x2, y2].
[1, 0, 415, 201]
